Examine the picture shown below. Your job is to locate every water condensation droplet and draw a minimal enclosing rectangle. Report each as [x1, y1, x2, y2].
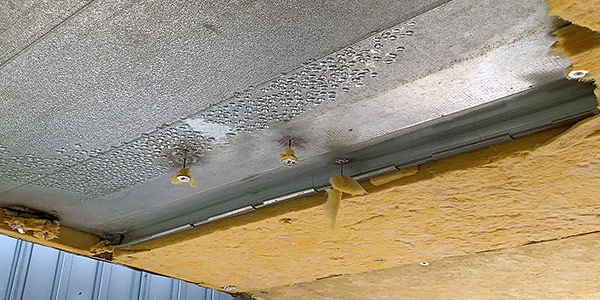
[3, 14, 423, 196]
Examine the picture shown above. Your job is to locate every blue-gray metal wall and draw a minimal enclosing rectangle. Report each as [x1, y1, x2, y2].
[0, 234, 231, 300]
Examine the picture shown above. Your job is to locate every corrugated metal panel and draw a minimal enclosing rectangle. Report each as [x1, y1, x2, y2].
[0, 234, 231, 300]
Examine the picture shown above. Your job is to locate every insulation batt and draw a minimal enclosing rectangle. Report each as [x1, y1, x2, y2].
[1, 209, 60, 240]
[547, 0, 600, 104]
[551, 25, 600, 84]
[546, 0, 600, 32]
[90, 240, 115, 254]
[324, 175, 368, 229]
[323, 188, 343, 229]
[329, 175, 367, 196]
[370, 166, 419, 186]
[113, 116, 600, 292]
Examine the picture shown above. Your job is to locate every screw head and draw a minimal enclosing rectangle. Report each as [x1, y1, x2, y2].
[223, 285, 236, 291]
[334, 158, 350, 165]
[176, 175, 191, 183]
[281, 158, 297, 167]
[568, 70, 589, 79]
[10, 224, 25, 234]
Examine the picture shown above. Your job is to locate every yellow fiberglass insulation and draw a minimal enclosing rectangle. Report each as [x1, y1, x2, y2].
[1, 209, 60, 240]
[369, 166, 418, 186]
[323, 188, 342, 229]
[324, 175, 367, 228]
[547, 1, 600, 104]
[329, 174, 367, 196]
[546, 0, 600, 32]
[90, 240, 115, 254]
[550, 24, 600, 83]
[113, 115, 600, 292]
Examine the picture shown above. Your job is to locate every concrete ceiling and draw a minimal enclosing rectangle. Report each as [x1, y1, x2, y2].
[0, 0, 581, 239]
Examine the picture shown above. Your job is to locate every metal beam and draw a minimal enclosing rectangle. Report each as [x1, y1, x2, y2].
[118, 80, 598, 246]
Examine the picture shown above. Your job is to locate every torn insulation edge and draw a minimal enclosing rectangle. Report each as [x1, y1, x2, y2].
[1, 208, 60, 240]
[370, 166, 419, 186]
[551, 25, 600, 80]
[329, 175, 367, 196]
[549, 24, 600, 107]
[546, 0, 600, 32]
[323, 188, 343, 229]
[90, 240, 115, 254]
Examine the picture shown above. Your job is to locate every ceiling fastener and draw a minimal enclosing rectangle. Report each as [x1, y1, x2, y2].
[567, 70, 589, 79]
